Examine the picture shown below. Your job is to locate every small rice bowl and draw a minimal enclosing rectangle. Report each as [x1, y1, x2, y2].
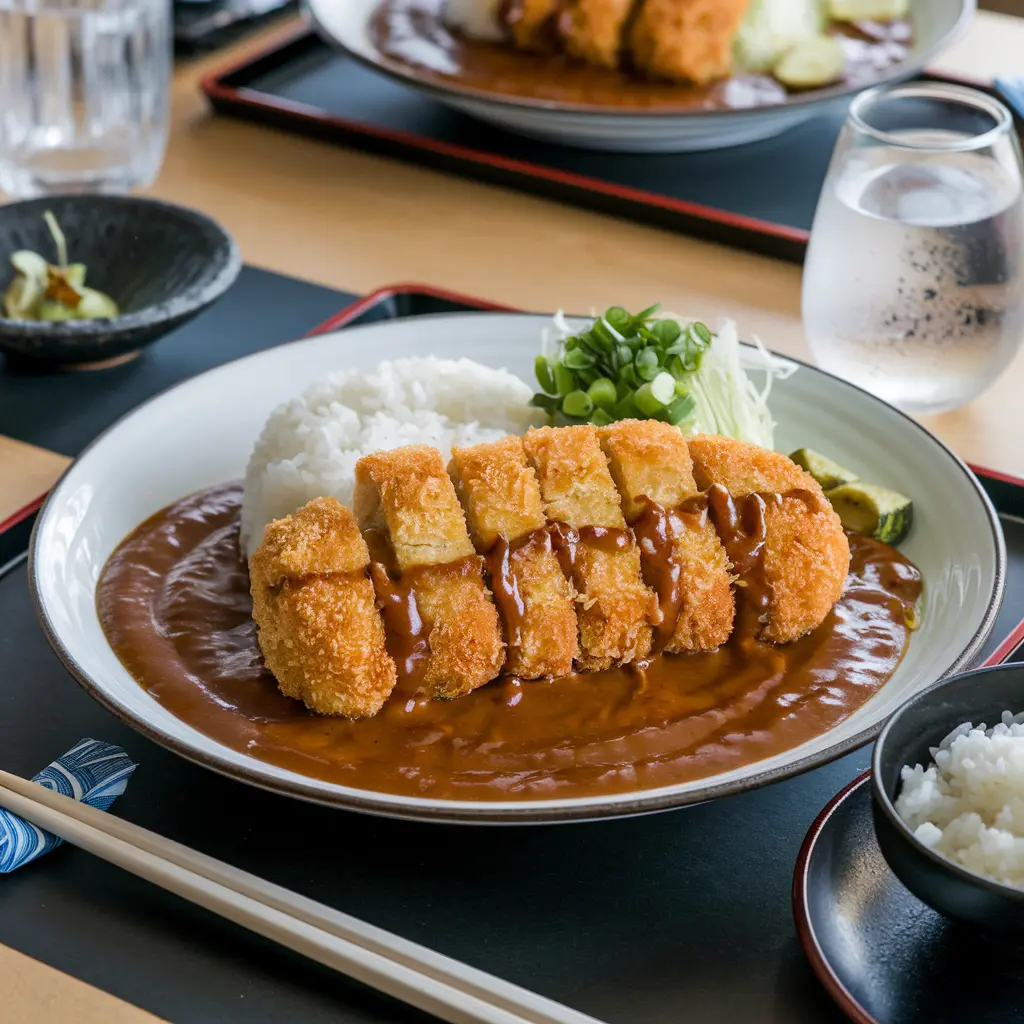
[896, 711, 1024, 888]
[240, 357, 541, 559]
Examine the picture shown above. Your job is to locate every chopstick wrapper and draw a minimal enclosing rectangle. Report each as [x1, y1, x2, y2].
[0, 739, 137, 873]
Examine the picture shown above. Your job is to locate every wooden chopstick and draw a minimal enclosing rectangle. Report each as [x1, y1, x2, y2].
[0, 771, 602, 1024]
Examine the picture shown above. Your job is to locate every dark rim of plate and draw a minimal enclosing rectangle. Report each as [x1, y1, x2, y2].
[792, 771, 879, 1024]
[26, 303, 1007, 823]
[307, 0, 976, 120]
[871, 662, 1024, 900]
[0, 196, 242, 336]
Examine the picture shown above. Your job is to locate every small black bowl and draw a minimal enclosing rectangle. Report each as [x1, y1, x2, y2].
[0, 195, 241, 369]
[872, 663, 1024, 937]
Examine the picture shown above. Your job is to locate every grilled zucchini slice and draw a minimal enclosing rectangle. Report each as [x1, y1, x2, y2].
[773, 35, 845, 89]
[825, 483, 913, 545]
[789, 448, 859, 491]
[828, 0, 909, 22]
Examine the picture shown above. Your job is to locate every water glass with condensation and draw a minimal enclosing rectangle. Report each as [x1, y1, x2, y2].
[803, 83, 1024, 415]
[0, 0, 172, 197]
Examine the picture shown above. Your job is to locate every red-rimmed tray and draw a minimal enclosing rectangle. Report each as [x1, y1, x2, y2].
[201, 32, 1016, 263]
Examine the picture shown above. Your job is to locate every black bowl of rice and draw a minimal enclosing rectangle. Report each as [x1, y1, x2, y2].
[872, 664, 1024, 936]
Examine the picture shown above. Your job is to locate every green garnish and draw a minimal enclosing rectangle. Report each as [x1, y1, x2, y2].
[533, 305, 712, 427]
[3, 212, 119, 322]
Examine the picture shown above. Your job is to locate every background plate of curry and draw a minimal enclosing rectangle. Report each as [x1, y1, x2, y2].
[30, 311, 1004, 823]
[305, 0, 974, 152]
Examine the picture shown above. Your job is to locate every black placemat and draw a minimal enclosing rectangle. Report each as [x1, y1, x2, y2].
[0, 265, 352, 456]
[1, 275, 1022, 1024]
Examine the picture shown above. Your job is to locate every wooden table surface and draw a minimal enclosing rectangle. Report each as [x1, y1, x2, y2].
[1, 11, 1023, 1021]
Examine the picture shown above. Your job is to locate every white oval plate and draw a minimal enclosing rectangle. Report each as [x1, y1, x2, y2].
[306, 0, 974, 153]
[31, 312, 1004, 823]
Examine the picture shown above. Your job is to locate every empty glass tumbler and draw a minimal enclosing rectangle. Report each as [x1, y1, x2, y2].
[802, 83, 1024, 414]
[0, 0, 172, 197]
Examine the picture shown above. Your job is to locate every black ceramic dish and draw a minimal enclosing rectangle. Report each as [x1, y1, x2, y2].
[794, 774, 1024, 1024]
[872, 663, 1024, 937]
[0, 196, 241, 368]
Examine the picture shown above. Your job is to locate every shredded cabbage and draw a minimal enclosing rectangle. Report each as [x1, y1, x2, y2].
[666, 316, 796, 449]
[539, 310, 796, 449]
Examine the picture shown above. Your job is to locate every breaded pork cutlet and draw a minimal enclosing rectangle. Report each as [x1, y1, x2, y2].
[557, 0, 640, 69]
[449, 436, 578, 679]
[523, 425, 657, 670]
[599, 420, 734, 653]
[501, 0, 561, 50]
[354, 445, 504, 699]
[630, 0, 751, 85]
[687, 434, 850, 644]
[249, 497, 397, 718]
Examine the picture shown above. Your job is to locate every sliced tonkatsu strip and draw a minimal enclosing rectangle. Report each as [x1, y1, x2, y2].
[354, 445, 504, 699]
[687, 434, 850, 644]
[558, 0, 641, 69]
[449, 435, 578, 680]
[630, 0, 751, 84]
[599, 420, 734, 653]
[523, 424, 658, 670]
[501, 0, 562, 50]
[249, 497, 397, 718]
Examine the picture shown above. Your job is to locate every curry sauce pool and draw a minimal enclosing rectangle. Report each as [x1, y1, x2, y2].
[97, 484, 921, 801]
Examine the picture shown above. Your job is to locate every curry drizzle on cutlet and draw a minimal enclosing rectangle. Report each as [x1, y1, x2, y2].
[96, 483, 922, 800]
[631, 497, 697, 657]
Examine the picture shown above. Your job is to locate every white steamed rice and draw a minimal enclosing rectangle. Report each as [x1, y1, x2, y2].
[896, 711, 1024, 888]
[240, 357, 541, 559]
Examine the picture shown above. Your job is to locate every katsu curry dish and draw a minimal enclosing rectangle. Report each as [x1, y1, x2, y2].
[97, 305, 921, 802]
[371, 0, 913, 111]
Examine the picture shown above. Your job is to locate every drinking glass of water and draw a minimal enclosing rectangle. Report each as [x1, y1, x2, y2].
[803, 83, 1024, 415]
[0, 0, 172, 197]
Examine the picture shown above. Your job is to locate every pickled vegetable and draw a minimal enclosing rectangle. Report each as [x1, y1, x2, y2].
[773, 35, 845, 89]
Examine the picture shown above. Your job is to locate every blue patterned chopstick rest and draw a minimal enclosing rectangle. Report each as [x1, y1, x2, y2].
[0, 739, 137, 874]
[995, 77, 1024, 122]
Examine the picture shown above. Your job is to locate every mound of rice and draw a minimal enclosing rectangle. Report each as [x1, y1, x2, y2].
[240, 357, 541, 559]
[896, 712, 1024, 888]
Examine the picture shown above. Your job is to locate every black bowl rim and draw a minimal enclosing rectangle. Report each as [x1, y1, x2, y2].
[871, 661, 1024, 901]
[0, 195, 241, 337]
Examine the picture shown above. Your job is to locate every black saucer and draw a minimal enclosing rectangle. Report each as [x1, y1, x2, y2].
[793, 773, 1024, 1024]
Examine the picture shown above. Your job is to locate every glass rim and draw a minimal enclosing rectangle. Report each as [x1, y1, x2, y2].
[848, 82, 1014, 153]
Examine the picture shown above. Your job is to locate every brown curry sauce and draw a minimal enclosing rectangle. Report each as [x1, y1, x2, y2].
[97, 483, 921, 802]
[369, 0, 912, 112]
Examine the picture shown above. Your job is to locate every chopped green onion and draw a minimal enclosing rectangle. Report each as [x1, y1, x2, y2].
[605, 306, 631, 332]
[651, 319, 682, 346]
[535, 355, 557, 395]
[530, 393, 561, 414]
[554, 364, 576, 396]
[529, 306, 749, 432]
[564, 347, 596, 370]
[665, 394, 695, 425]
[562, 390, 594, 419]
[634, 382, 665, 416]
[635, 351, 661, 382]
[587, 377, 617, 409]
[650, 372, 675, 405]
